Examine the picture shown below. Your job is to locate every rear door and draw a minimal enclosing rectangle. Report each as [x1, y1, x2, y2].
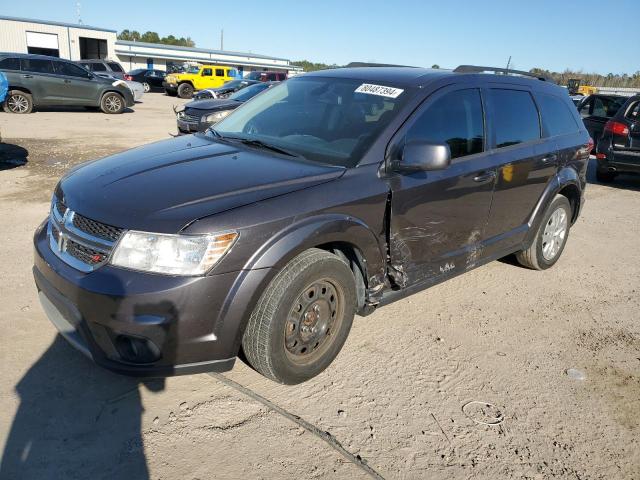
[615, 98, 640, 165]
[388, 86, 499, 286]
[18, 57, 62, 104]
[482, 87, 558, 256]
[53, 61, 99, 105]
[579, 95, 626, 143]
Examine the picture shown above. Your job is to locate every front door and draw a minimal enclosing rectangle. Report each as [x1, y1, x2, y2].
[388, 87, 497, 287]
[53, 61, 100, 105]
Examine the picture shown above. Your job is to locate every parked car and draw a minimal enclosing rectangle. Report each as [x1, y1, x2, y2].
[177, 81, 276, 134]
[193, 79, 259, 100]
[0, 53, 135, 114]
[577, 94, 627, 146]
[92, 72, 144, 102]
[33, 65, 590, 384]
[595, 94, 640, 182]
[245, 71, 287, 82]
[126, 69, 166, 93]
[163, 65, 238, 98]
[76, 59, 127, 80]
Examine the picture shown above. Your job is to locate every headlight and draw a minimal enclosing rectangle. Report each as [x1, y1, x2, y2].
[111, 231, 238, 275]
[203, 110, 231, 123]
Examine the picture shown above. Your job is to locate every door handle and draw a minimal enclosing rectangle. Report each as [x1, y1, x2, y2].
[21, 74, 33, 79]
[473, 171, 496, 183]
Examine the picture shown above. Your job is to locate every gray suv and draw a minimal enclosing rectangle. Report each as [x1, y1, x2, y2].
[76, 59, 126, 79]
[0, 53, 134, 114]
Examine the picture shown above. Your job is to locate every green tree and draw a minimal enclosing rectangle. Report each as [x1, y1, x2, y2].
[431, 64, 440, 69]
[117, 29, 195, 47]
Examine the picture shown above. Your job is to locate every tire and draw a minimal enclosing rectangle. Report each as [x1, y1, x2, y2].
[142, 82, 151, 93]
[516, 195, 572, 270]
[596, 169, 615, 183]
[165, 89, 177, 97]
[177, 83, 194, 99]
[242, 248, 357, 384]
[3, 90, 33, 114]
[100, 92, 125, 114]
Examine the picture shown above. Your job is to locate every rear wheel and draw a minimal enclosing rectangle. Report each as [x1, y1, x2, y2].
[177, 83, 194, 99]
[596, 168, 616, 183]
[516, 195, 571, 270]
[242, 249, 356, 384]
[100, 92, 125, 114]
[142, 82, 151, 93]
[3, 90, 33, 114]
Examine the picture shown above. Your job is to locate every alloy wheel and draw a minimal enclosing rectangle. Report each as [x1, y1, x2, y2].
[8, 94, 29, 113]
[104, 95, 122, 113]
[541, 207, 568, 261]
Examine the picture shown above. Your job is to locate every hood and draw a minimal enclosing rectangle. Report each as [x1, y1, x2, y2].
[58, 135, 345, 233]
[185, 98, 241, 111]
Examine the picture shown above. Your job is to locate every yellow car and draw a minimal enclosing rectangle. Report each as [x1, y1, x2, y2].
[163, 65, 239, 98]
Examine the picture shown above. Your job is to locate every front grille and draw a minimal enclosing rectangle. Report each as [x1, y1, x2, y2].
[182, 109, 202, 123]
[55, 199, 67, 217]
[66, 240, 107, 265]
[72, 213, 124, 243]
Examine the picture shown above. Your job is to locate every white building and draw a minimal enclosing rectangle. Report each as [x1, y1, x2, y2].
[0, 15, 301, 76]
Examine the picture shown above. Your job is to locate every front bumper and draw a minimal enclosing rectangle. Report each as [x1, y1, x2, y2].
[163, 81, 178, 93]
[176, 117, 212, 135]
[33, 220, 268, 377]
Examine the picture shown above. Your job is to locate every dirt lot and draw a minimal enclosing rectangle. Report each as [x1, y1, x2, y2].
[0, 93, 639, 480]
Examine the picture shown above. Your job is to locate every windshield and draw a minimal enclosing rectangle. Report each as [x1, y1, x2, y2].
[186, 66, 201, 74]
[213, 76, 412, 167]
[229, 82, 270, 102]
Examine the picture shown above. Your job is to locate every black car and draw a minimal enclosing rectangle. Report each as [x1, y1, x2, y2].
[595, 94, 640, 182]
[0, 53, 134, 114]
[33, 65, 590, 384]
[193, 79, 259, 100]
[577, 94, 627, 146]
[126, 69, 166, 92]
[177, 81, 276, 134]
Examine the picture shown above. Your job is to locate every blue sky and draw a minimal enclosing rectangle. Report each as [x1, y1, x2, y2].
[5, 0, 638, 74]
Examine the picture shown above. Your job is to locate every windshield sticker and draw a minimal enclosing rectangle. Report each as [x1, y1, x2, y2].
[355, 83, 404, 98]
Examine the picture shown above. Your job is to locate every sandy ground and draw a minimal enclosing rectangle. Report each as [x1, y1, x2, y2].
[0, 94, 639, 480]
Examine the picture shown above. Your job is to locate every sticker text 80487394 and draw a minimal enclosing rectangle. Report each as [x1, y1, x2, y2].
[354, 83, 404, 99]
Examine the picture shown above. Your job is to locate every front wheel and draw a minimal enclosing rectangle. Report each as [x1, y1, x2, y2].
[242, 249, 356, 384]
[100, 92, 125, 114]
[596, 169, 616, 183]
[177, 83, 194, 99]
[516, 195, 571, 270]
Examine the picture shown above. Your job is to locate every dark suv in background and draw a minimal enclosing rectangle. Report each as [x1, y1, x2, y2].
[76, 59, 127, 79]
[595, 94, 640, 182]
[33, 65, 590, 384]
[245, 71, 287, 82]
[577, 94, 627, 147]
[0, 53, 134, 114]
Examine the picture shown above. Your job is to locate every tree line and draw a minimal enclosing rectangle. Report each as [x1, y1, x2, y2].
[118, 30, 196, 48]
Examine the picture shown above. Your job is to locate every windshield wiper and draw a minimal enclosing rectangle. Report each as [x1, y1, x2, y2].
[226, 137, 301, 158]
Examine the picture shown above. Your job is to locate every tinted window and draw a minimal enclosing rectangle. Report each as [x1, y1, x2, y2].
[490, 89, 540, 148]
[216, 68, 224, 77]
[407, 89, 484, 159]
[55, 62, 90, 78]
[20, 58, 54, 74]
[202, 68, 212, 77]
[592, 96, 625, 118]
[0, 57, 20, 70]
[129, 69, 145, 75]
[537, 93, 579, 137]
[107, 62, 123, 72]
[625, 101, 640, 121]
[89, 62, 107, 71]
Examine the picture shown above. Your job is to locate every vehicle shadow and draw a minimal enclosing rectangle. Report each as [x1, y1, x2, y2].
[0, 142, 28, 170]
[31, 107, 135, 114]
[586, 157, 640, 191]
[0, 335, 163, 479]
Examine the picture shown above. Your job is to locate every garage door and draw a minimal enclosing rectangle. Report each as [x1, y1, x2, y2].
[26, 31, 60, 57]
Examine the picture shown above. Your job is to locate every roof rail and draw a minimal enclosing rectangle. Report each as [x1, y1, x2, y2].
[345, 62, 417, 68]
[453, 65, 555, 83]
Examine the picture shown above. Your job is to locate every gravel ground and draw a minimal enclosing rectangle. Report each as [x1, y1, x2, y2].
[0, 94, 639, 480]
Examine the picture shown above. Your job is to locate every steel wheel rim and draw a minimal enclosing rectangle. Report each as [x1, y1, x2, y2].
[542, 207, 568, 261]
[8, 94, 28, 113]
[284, 278, 344, 364]
[143, 82, 150, 92]
[105, 95, 122, 112]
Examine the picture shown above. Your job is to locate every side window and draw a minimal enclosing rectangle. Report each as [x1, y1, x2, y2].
[201, 68, 212, 77]
[593, 96, 625, 118]
[490, 89, 540, 148]
[20, 58, 54, 74]
[578, 98, 592, 117]
[537, 93, 579, 137]
[626, 101, 640, 121]
[406, 88, 485, 160]
[216, 68, 224, 77]
[0, 57, 20, 70]
[90, 62, 107, 72]
[55, 61, 90, 78]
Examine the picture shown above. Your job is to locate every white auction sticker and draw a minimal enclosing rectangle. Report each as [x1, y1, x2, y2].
[355, 83, 404, 98]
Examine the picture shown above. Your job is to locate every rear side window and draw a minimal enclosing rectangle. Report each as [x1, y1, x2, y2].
[89, 62, 107, 71]
[407, 88, 485, 160]
[0, 57, 20, 70]
[490, 89, 540, 148]
[216, 68, 225, 77]
[536, 93, 579, 137]
[20, 58, 55, 74]
[201, 68, 212, 77]
[107, 62, 123, 72]
[626, 101, 640, 121]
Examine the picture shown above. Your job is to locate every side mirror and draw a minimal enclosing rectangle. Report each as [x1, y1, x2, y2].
[395, 140, 451, 172]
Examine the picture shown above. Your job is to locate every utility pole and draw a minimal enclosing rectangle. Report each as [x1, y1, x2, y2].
[220, 29, 224, 50]
[76, 1, 82, 24]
